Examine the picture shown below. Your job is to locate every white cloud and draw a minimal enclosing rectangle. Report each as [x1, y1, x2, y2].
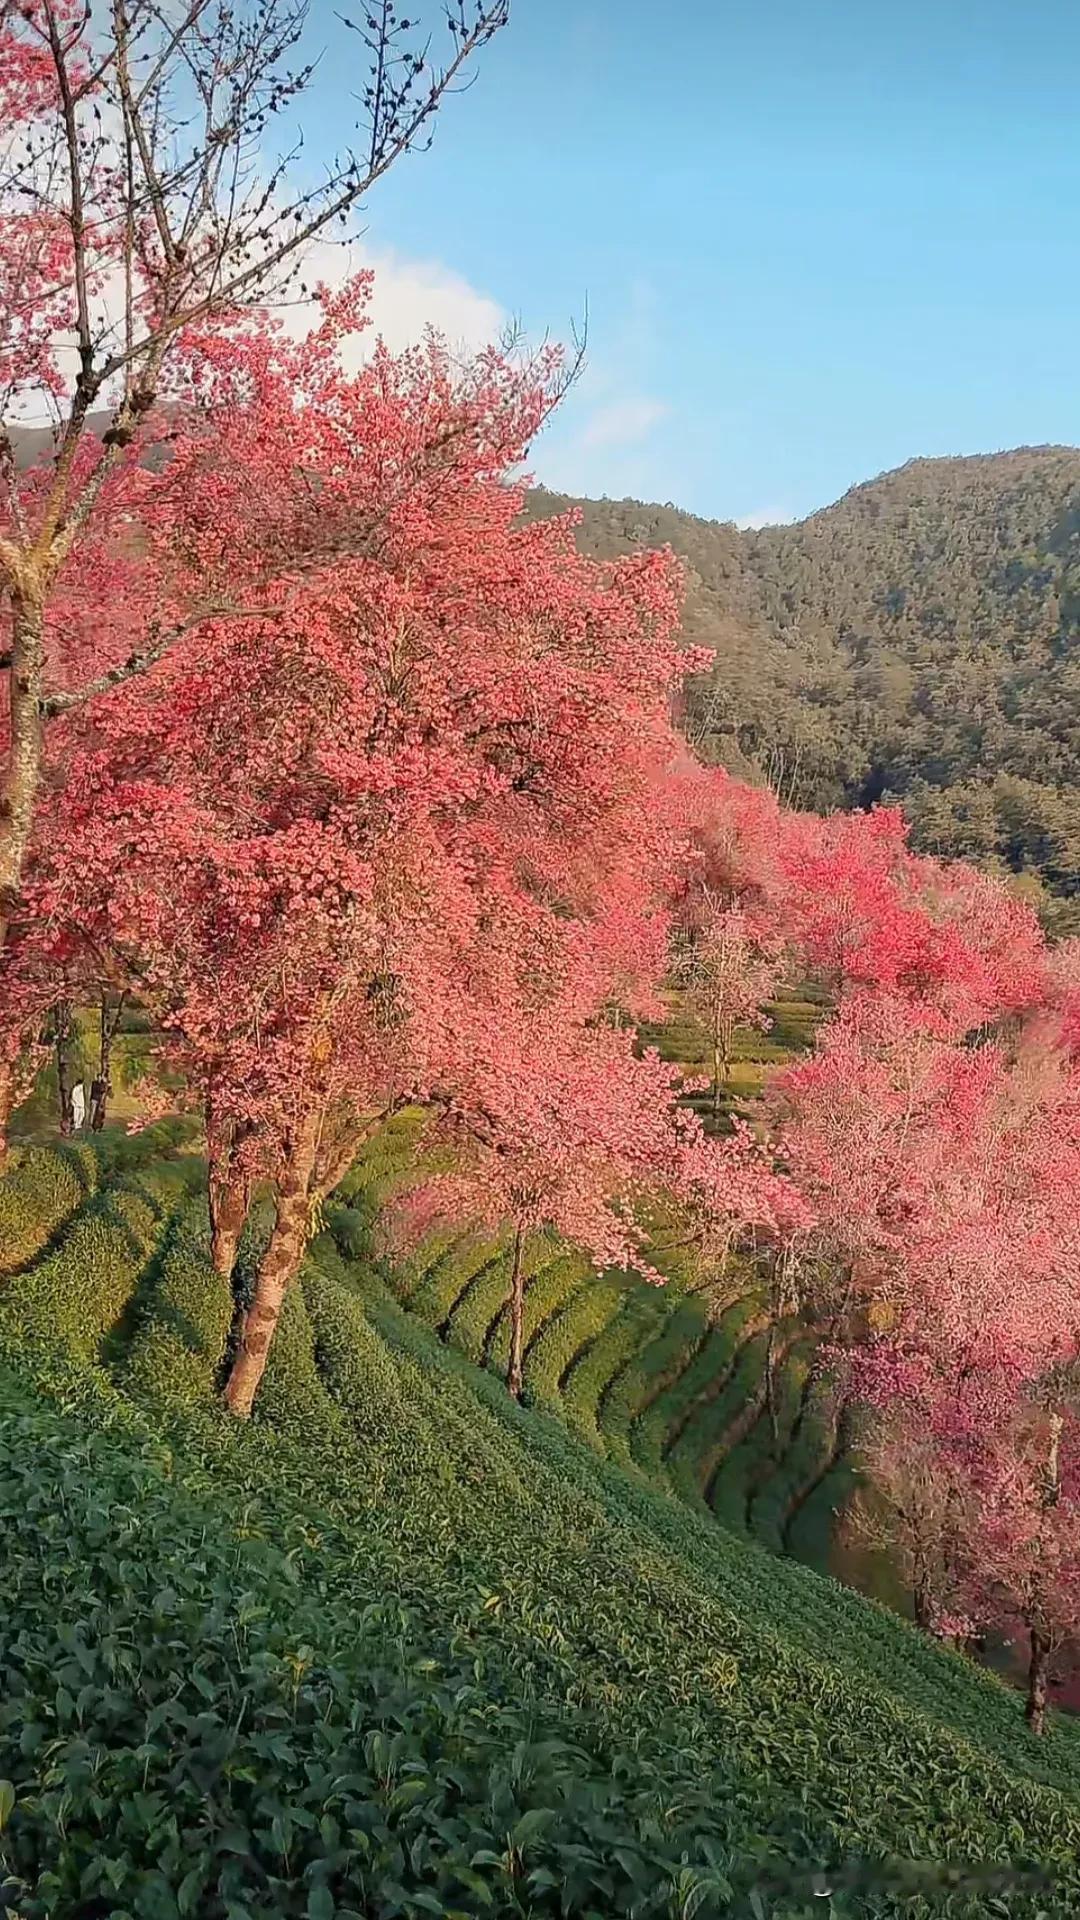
[579, 396, 668, 450]
[20, 232, 504, 422]
[734, 504, 795, 530]
[278, 239, 505, 363]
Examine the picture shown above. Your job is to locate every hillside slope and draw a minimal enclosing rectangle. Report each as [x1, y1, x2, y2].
[2, 1135, 1080, 1917]
[530, 445, 1080, 917]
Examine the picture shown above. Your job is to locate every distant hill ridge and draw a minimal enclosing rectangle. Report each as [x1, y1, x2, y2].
[530, 444, 1080, 923]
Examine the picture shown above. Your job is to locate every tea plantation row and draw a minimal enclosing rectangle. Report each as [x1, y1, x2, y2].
[0, 1133, 1078, 1916]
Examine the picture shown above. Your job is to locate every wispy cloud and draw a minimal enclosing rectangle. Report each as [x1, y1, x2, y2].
[734, 504, 795, 530]
[579, 395, 669, 450]
[536, 277, 672, 496]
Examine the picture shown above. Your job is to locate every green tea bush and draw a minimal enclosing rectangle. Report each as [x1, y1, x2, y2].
[123, 1200, 234, 1406]
[0, 1145, 88, 1277]
[630, 1295, 761, 1478]
[750, 1373, 841, 1555]
[597, 1292, 696, 1467]
[486, 1249, 588, 1374]
[0, 1166, 191, 1371]
[251, 1276, 348, 1453]
[560, 1290, 666, 1446]
[445, 1236, 557, 1363]
[8, 1156, 1080, 1913]
[408, 1229, 503, 1328]
[709, 1339, 814, 1533]
[391, 1223, 463, 1303]
[665, 1332, 771, 1506]
[524, 1272, 626, 1405]
[787, 1458, 861, 1574]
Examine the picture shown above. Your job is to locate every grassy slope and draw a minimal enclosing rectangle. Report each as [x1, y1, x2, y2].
[1, 1141, 1080, 1917]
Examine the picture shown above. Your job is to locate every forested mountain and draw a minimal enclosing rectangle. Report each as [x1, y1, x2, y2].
[531, 446, 1080, 926]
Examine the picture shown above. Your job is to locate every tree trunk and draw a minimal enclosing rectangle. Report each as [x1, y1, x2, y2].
[0, 591, 46, 956]
[711, 1028, 723, 1120]
[209, 1174, 251, 1286]
[0, 1058, 13, 1166]
[221, 1122, 318, 1419]
[911, 1560, 932, 1633]
[507, 1223, 526, 1400]
[764, 1313, 780, 1452]
[89, 988, 125, 1131]
[52, 999, 75, 1135]
[1026, 1625, 1050, 1735]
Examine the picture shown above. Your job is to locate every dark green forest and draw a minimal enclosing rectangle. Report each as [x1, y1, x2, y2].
[531, 445, 1080, 929]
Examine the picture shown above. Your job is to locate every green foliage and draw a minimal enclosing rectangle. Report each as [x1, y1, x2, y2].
[0, 1120, 195, 1279]
[750, 1373, 841, 1556]
[392, 1223, 463, 1303]
[486, 1249, 589, 1375]
[630, 1295, 762, 1478]
[442, 1234, 557, 1362]
[407, 1229, 503, 1329]
[710, 1339, 814, 1534]
[560, 1288, 670, 1446]
[523, 1270, 626, 1405]
[0, 1143, 87, 1277]
[0, 1159, 198, 1376]
[598, 1293, 704, 1468]
[123, 1199, 234, 1406]
[665, 1331, 772, 1507]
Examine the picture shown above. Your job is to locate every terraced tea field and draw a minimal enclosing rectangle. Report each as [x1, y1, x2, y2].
[2, 1124, 1079, 1916]
[345, 1115, 852, 1585]
[344, 983, 859, 1592]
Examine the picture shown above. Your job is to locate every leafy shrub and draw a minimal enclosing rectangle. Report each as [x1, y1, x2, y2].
[523, 1272, 626, 1405]
[0, 1145, 88, 1278]
[408, 1229, 503, 1328]
[252, 1276, 347, 1453]
[487, 1250, 588, 1374]
[0, 1166, 194, 1372]
[630, 1295, 761, 1478]
[597, 1291, 695, 1468]
[709, 1338, 814, 1534]
[445, 1235, 558, 1363]
[750, 1373, 841, 1555]
[391, 1224, 463, 1303]
[123, 1199, 234, 1406]
[7, 1161, 1080, 1911]
[666, 1331, 771, 1507]
[560, 1290, 666, 1446]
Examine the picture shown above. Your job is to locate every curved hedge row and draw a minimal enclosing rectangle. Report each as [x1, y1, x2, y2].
[0, 1119, 196, 1280]
[487, 1250, 588, 1375]
[630, 1295, 762, 1479]
[5, 1183, 1080, 1911]
[0, 1155, 202, 1379]
[444, 1234, 559, 1363]
[122, 1198, 234, 1407]
[709, 1337, 815, 1534]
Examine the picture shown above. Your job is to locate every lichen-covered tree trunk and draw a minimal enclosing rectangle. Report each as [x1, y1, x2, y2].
[1026, 1625, 1050, 1735]
[222, 1119, 318, 1418]
[89, 989, 125, 1131]
[52, 999, 76, 1135]
[0, 592, 45, 957]
[209, 1175, 251, 1287]
[507, 1223, 526, 1400]
[206, 1100, 253, 1285]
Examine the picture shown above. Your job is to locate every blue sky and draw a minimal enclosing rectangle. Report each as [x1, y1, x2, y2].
[313, 0, 1080, 525]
